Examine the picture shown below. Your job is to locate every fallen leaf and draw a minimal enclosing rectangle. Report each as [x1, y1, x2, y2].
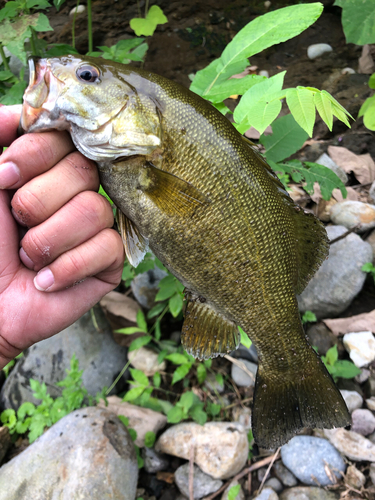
[244, 125, 272, 140]
[156, 471, 175, 483]
[358, 44, 375, 75]
[100, 291, 140, 323]
[328, 146, 375, 185]
[323, 310, 375, 336]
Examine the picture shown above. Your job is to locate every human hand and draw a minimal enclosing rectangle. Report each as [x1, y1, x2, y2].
[0, 105, 124, 369]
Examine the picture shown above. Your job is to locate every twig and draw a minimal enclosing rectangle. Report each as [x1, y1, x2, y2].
[189, 441, 195, 500]
[329, 223, 361, 245]
[203, 453, 278, 500]
[258, 447, 280, 494]
[225, 355, 256, 383]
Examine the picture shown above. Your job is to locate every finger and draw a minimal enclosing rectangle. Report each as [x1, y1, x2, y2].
[0, 190, 20, 287]
[33, 228, 124, 292]
[20, 191, 114, 270]
[0, 105, 22, 147]
[0, 131, 75, 190]
[12, 151, 99, 227]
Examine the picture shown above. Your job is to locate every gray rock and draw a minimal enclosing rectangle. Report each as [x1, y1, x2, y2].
[345, 464, 365, 489]
[273, 461, 297, 487]
[355, 368, 370, 384]
[340, 390, 363, 413]
[351, 408, 375, 435]
[0, 407, 138, 500]
[297, 226, 373, 318]
[307, 43, 333, 60]
[370, 463, 375, 486]
[130, 267, 168, 309]
[264, 477, 283, 492]
[232, 407, 252, 430]
[204, 373, 225, 394]
[231, 342, 258, 363]
[254, 487, 279, 500]
[0, 309, 128, 410]
[142, 447, 169, 473]
[280, 487, 338, 500]
[324, 427, 375, 461]
[366, 229, 375, 264]
[306, 323, 337, 356]
[281, 436, 346, 486]
[330, 201, 375, 232]
[315, 153, 348, 184]
[231, 358, 257, 387]
[175, 464, 223, 499]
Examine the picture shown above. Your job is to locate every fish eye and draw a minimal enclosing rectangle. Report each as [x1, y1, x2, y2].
[76, 65, 100, 83]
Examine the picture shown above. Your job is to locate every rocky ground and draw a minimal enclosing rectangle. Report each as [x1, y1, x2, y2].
[1, 0, 375, 499]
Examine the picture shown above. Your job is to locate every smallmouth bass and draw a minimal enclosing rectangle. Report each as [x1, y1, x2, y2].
[21, 56, 350, 448]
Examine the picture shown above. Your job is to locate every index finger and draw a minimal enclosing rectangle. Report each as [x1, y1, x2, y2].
[0, 104, 23, 147]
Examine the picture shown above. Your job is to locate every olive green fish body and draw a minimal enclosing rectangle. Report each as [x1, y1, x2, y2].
[21, 56, 350, 448]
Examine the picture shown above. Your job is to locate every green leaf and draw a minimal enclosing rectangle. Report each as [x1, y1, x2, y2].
[204, 359, 212, 369]
[260, 114, 309, 163]
[53, 0, 66, 11]
[325, 345, 338, 366]
[118, 415, 130, 427]
[359, 95, 375, 131]
[33, 12, 53, 32]
[129, 335, 152, 352]
[314, 91, 333, 131]
[215, 373, 224, 386]
[153, 372, 161, 388]
[334, 360, 361, 379]
[115, 327, 145, 335]
[155, 283, 176, 301]
[157, 349, 168, 364]
[166, 353, 189, 365]
[0, 2, 20, 22]
[207, 401, 221, 416]
[362, 262, 375, 273]
[46, 43, 79, 57]
[129, 368, 149, 387]
[144, 431, 156, 447]
[233, 72, 286, 135]
[369, 73, 375, 90]
[304, 162, 347, 200]
[27, 0, 51, 10]
[172, 363, 192, 385]
[167, 405, 184, 423]
[190, 58, 248, 97]
[17, 402, 36, 420]
[334, 0, 375, 44]
[123, 386, 146, 402]
[16, 417, 32, 434]
[204, 74, 265, 103]
[130, 5, 167, 36]
[238, 326, 252, 349]
[189, 405, 207, 425]
[301, 310, 317, 324]
[128, 428, 137, 441]
[0, 70, 15, 81]
[147, 5, 168, 25]
[147, 302, 166, 319]
[136, 309, 148, 332]
[199, 3, 323, 96]
[196, 363, 207, 385]
[0, 409, 17, 430]
[324, 91, 352, 127]
[179, 391, 195, 411]
[169, 293, 183, 318]
[286, 88, 316, 137]
[228, 484, 241, 500]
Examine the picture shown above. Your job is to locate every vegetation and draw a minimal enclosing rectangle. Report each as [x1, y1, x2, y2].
[322, 345, 361, 382]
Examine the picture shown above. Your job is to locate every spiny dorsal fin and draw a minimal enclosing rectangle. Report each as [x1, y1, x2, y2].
[116, 209, 149, 267]
[138, 162, 210, 217]
[242, 135, 329, 294]
[182, 292, 240, 360]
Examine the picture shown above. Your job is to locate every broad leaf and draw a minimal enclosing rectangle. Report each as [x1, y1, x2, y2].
[369, 73, 375, 90]
[190, 58, 248, 97]
[358, 94, 375, 131]
[314, 91, 333, 131]
[286, 87, 315, 137]
[130, 5, 167, 36]
[169, 293, 183, 317]
[204, 74, 265, 103]
[172, 363, 192, 385]
[260, 114, 309, 163]
[129, 368, 149, 387]
[238, 327, 252, 349]
[129, 335, 152, 352]
[334, 0, 375, 44]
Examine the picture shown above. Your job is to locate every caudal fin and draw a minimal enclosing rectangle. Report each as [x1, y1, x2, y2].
[252, 351, 350, 449]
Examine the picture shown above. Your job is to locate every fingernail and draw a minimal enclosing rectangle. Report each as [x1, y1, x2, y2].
[11, 208, 27, 226]
[0, 162, 20, 189]
[20, 247, 34, 269]
[34, 268, 54, 291]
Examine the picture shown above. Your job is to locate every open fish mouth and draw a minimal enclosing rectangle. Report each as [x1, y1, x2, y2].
[21, 57, 66, 133]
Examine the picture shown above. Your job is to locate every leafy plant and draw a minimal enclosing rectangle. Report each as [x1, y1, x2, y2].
[130, 5, 167, 37]
[321, 345, 361, 382]
[358, 73, 375, 132]
[0, 354, 90, 443]
[89, 38, 148, 65]
[228, 484, 241, 500]
[167, 390, 208, 425]
[117, 415, 144, 468]
[362, 262, 375, 284]
[301, 310, 317, 325]
[333, 0, 375, 45]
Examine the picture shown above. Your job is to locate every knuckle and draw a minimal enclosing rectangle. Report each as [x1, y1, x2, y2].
[22, 229, 53, 264]
[71, 191, 113, 228]
[63, 152, 99, 188]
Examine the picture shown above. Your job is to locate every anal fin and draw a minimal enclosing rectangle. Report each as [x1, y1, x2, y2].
[139, 162, 210, 217]
[182, 292, 240, 360]
[116, 209, 149, 267]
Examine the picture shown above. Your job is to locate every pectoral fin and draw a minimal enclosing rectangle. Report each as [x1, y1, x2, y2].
[116, 209, 149, 267]
[139, 162, 210, 217]
[182, 292, 240, 360]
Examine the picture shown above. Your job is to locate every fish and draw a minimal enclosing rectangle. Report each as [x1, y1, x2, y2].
[20, 55, 350, 449]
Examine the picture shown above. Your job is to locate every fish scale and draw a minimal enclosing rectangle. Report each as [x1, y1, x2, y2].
[21, 55, 350, 449]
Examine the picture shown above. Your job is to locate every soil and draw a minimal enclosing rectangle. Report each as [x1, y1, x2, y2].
[2, 1, 375, 498]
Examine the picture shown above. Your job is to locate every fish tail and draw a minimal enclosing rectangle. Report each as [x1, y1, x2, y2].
[251, 348, 350, 449]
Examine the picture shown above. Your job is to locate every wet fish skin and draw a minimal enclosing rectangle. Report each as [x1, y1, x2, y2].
[21, 55, 350, 448]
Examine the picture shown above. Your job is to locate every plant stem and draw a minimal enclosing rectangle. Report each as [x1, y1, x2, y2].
[106, 359, 131, 395]
[145, 0, 149, 17]
[87, 0, 93, 53]
[136, 0, 141, 18]
[30, 28, 38, 57]
[71, 0, 80, 49]
[0, 44, 11, 72]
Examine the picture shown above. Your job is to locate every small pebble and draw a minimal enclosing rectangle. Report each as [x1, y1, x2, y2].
[264, 1, 271, 9]
[341, 67, 356, 75]
[343, 331, 375, 368]
[128, 346, 166, 377]
[355, 368, 370, 384]
[351, 408, 375, 435]
[370, 463, 375, 486]
[280, 487, 337, 500]
[259, 70, 269, 78]
[254, 487, 279, 500]
[281, 436, 346, 486]
[175, 464, 222, 499]
[264, 477, 283, 493]
[316, 153, 348, 184]
[330, 201, 375, 232]
[69, 4, 85, 15]
[273, 461, 297, 487]
[307, 43, 333, 60]
[324, 428, 375, 461]
[366, 397, 375, 411]
[345, 464, 366, 489]
[340, 390, 363, 413]
[231, 358, 257, 387]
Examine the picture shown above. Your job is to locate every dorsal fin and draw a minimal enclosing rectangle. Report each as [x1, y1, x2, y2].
[182, 292, 240, 360]
[241, 135, 329, 294]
